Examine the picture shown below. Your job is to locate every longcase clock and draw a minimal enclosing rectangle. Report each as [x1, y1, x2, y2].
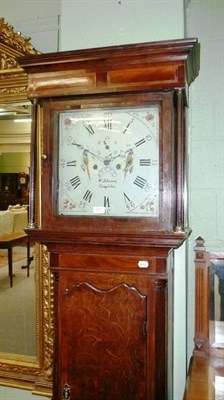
[18, 38, 200, 400]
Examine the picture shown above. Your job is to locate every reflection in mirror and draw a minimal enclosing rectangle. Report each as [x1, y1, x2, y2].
[210, 258, 224, 349]
[0, 18, 53, 396]
[0, 105, 35, 356]
[194, 236, 224, 359]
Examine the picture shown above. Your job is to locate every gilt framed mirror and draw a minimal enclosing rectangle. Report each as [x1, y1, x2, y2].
[194, 236, 224, 360]
[0, 18, 53, 396]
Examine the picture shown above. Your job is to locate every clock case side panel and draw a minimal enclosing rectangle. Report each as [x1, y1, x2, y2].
[40, 92, 177, 238]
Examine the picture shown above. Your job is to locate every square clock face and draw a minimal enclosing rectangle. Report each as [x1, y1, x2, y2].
[55, 105, 160, 218]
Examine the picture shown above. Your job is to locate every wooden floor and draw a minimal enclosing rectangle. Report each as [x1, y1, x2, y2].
[184, 355, 224, 399]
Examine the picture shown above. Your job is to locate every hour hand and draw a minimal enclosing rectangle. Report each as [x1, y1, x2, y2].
[104, 150, 126, 164]
[72, 140, 84, 149]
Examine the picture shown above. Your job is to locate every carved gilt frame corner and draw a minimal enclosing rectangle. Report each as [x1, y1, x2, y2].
[0, 17, 40, 102]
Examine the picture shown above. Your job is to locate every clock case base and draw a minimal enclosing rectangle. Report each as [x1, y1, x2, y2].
[26, 228, 187, 400]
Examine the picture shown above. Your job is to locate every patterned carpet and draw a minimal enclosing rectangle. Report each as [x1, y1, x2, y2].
[0, 252, 36, 356]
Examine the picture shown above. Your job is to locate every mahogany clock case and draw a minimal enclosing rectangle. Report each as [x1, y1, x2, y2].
[17, 39, 200, 400]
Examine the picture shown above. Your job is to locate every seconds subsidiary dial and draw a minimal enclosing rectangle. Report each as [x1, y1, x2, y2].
[56, 106, 160, 217]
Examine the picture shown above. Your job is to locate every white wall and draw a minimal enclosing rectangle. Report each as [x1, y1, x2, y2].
[186, 0, 224, 362]
[0, 0, 61, 52]
[60, 0, 184, 50]
[173, 244, 187, 400]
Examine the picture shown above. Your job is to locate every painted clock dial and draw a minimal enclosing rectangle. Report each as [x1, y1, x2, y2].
[56, 106, 160, 217]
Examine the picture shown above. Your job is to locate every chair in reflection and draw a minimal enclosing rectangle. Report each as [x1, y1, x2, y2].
[184, 237, 224, 399]
[0, 204, 31, 286]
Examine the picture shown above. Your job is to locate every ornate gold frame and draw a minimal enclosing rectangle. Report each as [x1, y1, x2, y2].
[0, 18, 53, 396]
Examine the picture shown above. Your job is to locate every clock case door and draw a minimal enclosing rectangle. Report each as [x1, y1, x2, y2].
[51, 251, 173, 400]
[58, 272, 148, 400]
[41, 91, 177, 237]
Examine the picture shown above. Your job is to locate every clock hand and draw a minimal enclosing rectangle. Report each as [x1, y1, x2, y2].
[103, 149, 129, 165]
[72, 141, 104, 162]
[104, 152, 123, 164]
[103, 147, 135, 165]
[86, 149, 105, 162]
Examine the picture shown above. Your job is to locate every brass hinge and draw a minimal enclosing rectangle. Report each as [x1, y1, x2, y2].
[143, 320, 147, 337]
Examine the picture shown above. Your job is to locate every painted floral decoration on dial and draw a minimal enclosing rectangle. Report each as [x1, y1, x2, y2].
[57, 106, 160, 217]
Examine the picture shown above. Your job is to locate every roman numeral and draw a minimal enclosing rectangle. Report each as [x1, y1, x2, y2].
[124, 193, 132, 203]
[66, 160, 77, 166]
[123, 118, 134, 134]
[104, 196, 110, 207]
[135, 138, 146, 147]
[134, 176, 147, 189]
[140, 159, 151, 166]
[85, 124, 95, 135]
[104, 112, 112, 130]
[83, 190, 93, 203]
[123, 192, 135, 208]
[70, 176, 81, 189]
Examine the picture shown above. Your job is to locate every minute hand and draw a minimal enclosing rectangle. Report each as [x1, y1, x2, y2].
[85, 148, 105, 162]
[72, 141, 104, 162]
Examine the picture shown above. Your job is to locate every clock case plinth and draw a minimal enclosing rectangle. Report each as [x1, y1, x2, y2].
[18, 39, 200, 400]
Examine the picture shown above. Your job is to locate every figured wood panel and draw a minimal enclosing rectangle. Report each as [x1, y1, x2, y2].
[19, 39, 200, 99]
[60, 281, 147, 400]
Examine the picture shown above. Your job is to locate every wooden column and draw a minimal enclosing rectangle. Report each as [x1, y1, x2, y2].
[28, 99, 38, 228]
[175, 88, 185, 232]
[193, 236, 210, 356]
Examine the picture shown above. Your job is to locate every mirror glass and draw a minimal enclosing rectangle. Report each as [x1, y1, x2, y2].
[0, 102, 36, 356]
[0, 18, 52, 396]
[210, 258, 224, 349]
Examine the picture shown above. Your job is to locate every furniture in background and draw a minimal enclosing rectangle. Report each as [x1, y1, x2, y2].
[0, 173, 29, 210]
[0, 232, 30, 287]
[0, 205, 30, 287]
[0, 204, 28, 233]
[184, 237, 224, 399]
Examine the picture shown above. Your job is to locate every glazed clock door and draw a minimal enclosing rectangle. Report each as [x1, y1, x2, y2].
[40, 91, 176, 234]
[58, 273, 148, 400]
